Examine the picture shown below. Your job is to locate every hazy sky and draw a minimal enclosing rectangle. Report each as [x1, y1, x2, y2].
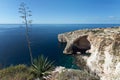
[0, 0, 120, 24]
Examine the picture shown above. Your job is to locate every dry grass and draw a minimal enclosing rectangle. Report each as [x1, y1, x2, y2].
[51, 68, 100, 80]
[0, 64, 34, 80]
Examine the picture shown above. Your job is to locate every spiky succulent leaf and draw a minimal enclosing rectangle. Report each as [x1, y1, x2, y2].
[31, 55, 54, 78]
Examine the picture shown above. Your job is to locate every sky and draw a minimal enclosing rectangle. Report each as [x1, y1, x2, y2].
[0, 0, 120, 24]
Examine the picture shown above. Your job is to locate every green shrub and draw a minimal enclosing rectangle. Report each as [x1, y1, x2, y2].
[31, 55, 54, 79]
[0, 64, 33, 80]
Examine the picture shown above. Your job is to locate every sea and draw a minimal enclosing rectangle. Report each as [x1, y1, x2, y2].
[0, 24, 120, 68]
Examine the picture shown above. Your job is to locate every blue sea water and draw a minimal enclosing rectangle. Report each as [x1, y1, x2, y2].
[0, 24, 120, 68]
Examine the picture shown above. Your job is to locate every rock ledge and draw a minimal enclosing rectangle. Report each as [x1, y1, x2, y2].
[58, 27, 120, 80]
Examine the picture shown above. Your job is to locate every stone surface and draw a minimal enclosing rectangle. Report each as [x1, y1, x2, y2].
[58, 27, 120, 80]
[50, 66, 99, 80]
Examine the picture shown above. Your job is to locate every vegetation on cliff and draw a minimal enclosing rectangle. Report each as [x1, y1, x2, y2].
[0, 55, 54, 80]
[31, 55, 54, 79]
[0, 65, 100, 80]
[0, 64, 33, 80]
[19, 2, 33, 64]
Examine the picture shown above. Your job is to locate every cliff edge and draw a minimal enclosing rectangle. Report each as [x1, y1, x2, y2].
[58, 27, 120, 80]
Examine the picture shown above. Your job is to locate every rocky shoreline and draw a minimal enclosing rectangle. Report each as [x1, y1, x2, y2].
[58, 27, 120, 80]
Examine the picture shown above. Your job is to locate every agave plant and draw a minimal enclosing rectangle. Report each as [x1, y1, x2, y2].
[31, 55, 54, 79]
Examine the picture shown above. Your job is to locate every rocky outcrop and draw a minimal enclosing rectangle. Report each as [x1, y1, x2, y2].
[58, 27, 120, 80]
[50, 66, 99, 80]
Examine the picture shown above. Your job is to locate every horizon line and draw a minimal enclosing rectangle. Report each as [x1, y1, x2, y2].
[0, 23, 120, 25]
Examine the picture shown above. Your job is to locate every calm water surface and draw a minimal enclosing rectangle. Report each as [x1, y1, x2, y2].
[0, 24, 120, 68]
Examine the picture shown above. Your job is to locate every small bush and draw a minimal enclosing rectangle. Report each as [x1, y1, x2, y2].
[31, 55, 54, 79]
[0, 64, 34, 80]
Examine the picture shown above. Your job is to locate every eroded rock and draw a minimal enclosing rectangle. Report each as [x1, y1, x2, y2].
[58, 27, 120, 80]
[51, 66, 99, 80]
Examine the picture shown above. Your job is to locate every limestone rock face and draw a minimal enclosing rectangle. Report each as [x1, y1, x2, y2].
[51, 66, 99, 80]
[58, 27, 120, 80]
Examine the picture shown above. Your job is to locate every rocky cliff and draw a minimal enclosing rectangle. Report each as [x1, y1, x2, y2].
[58, 27, 120, 80]
[50, 66, 99, 80]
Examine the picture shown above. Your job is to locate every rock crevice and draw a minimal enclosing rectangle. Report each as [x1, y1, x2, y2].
[58, 27, 120, 80]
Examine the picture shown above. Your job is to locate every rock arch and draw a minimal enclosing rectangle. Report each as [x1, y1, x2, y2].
[72, 36, 91, 54]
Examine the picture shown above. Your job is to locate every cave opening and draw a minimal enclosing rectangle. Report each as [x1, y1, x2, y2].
[72, 36, 91, 55]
